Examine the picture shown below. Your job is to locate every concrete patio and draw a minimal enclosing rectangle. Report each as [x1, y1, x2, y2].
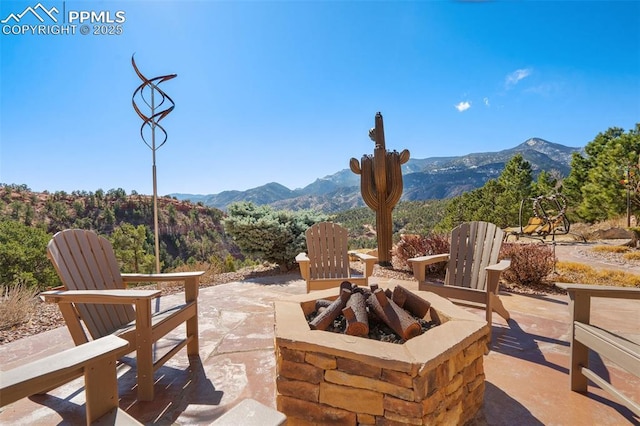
[0, 274, 638, 425]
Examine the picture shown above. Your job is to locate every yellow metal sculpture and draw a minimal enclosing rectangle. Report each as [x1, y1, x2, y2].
[350, 112, 410, 266]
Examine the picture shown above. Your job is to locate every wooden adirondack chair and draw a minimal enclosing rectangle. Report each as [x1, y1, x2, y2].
[1, 335, 142, 425]
[296, 222, 378, 292]
[556, 283, 640, 417]
[408, 221, 511, 325]
[41, 229, 204, 401]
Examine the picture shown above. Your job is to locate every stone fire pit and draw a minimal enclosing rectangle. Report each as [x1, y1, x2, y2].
[274, 285, 490, 425]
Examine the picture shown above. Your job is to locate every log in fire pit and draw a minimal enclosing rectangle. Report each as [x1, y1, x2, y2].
[274, 282, 490, 425]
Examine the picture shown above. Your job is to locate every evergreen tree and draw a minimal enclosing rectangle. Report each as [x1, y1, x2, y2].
[0, 220, 59, 289]
[532, 170, 559, 197]
[438, 155, 534, 229]
[565, 125, 640, 222]
[110, 223, 156, 273]
[495, 154, 534, 225]
[224, 202, 327, 271]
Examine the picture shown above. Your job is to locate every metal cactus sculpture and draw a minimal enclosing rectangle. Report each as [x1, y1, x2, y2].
[350, 112, 410, 266]
[131, 55, 177, 273]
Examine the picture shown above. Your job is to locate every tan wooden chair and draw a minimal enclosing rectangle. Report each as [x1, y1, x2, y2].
[0, 335, 141, 425]
[409, 221, 511, 325]
[296, 222, 377, 292]
[557, 283, 640, 417]
[41, 229, 204, 401]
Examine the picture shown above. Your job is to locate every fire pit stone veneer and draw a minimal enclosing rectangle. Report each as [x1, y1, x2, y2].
[274, 286, 490, 425]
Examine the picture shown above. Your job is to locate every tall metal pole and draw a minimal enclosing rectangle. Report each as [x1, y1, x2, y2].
[150, 88, 160, 273]
[131, 55, 176, 273]
[627, 167, 631, 228]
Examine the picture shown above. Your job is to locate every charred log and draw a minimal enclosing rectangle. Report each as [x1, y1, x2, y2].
[309, 288, 352, 331]
[367, 289, 422, 340]
[342, 292, 369, 336]
[392, 285, 432, 318]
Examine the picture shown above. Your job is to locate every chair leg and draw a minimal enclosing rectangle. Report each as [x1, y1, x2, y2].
[187, 315, 199, 357]
[135, 300, 155, 401]
[84, 357, 120, 423]
[185, 277, 200, 357]
[570, 338, 589, 392]
[568, 293, 590, 392]
[485, 298, 493, 325]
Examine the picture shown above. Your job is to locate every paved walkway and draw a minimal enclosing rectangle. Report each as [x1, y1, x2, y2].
[1, 273, 638, 425]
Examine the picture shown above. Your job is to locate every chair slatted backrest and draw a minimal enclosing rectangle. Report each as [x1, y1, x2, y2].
[306, 222, 351, 280]
[47, 229, 135, 340]
[446, 221, 504, 291]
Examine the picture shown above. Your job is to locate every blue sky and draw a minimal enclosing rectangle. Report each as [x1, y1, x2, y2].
[1, 1, 639, 196]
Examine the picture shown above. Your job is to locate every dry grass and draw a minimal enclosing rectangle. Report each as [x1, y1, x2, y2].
[623, 251, 640, 261]
[0, 284, 39, 331]
[554, 261, 640, 288]
[592, 245, 630, 254]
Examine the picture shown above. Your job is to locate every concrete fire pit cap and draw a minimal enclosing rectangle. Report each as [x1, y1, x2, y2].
[274, 286, 489, 376]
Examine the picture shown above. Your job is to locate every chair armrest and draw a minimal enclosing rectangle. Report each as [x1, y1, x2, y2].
[121, 271, 204, 283]
[122, 271, 203, 301]
[41, 289, 161, 304]
[351, 252, 377, 262]
[351, 252, 378, 278]
[485, 259, 511, 273]
[408, 253, 450, 265]
[556, 283, 640, 300]
[556, 283, 640, 325]
[408, 253, 450, 282]
[47, 285, 65, 291]
[485, 259, 511, 293]
[296, 253, 310, 281]
[0, 335, 129, 407]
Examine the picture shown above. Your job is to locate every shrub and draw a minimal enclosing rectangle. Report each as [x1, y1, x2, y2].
[0, 220, 59, 290]
[224, 202, 327, 271]
[392, 233, 450, 276]
[500, 243, 555, 287]
[0, 284, 38, 330]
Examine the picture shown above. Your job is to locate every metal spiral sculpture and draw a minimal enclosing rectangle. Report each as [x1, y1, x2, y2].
[131, 55, 177, 273]
[350, 112, 410, 266]
[131, 55, 176, 152]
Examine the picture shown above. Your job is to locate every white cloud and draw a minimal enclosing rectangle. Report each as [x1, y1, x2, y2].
[455, 101, 471, 112]
[505, 68, 532, 88]
[483, 97, 490, 107]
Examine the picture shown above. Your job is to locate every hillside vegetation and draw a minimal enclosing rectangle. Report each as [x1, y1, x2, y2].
[0, 184, 447, 288]
[0, 185, 240, 288]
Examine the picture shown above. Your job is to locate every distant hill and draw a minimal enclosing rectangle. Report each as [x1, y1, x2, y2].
[0, 185, 239, 270]
[172, 138, 582, 212]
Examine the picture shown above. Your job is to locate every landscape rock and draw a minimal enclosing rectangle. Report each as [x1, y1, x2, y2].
[589, 227, 634, 241]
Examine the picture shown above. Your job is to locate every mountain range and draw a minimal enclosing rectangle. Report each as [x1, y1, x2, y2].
[172, 138, 583, 213]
